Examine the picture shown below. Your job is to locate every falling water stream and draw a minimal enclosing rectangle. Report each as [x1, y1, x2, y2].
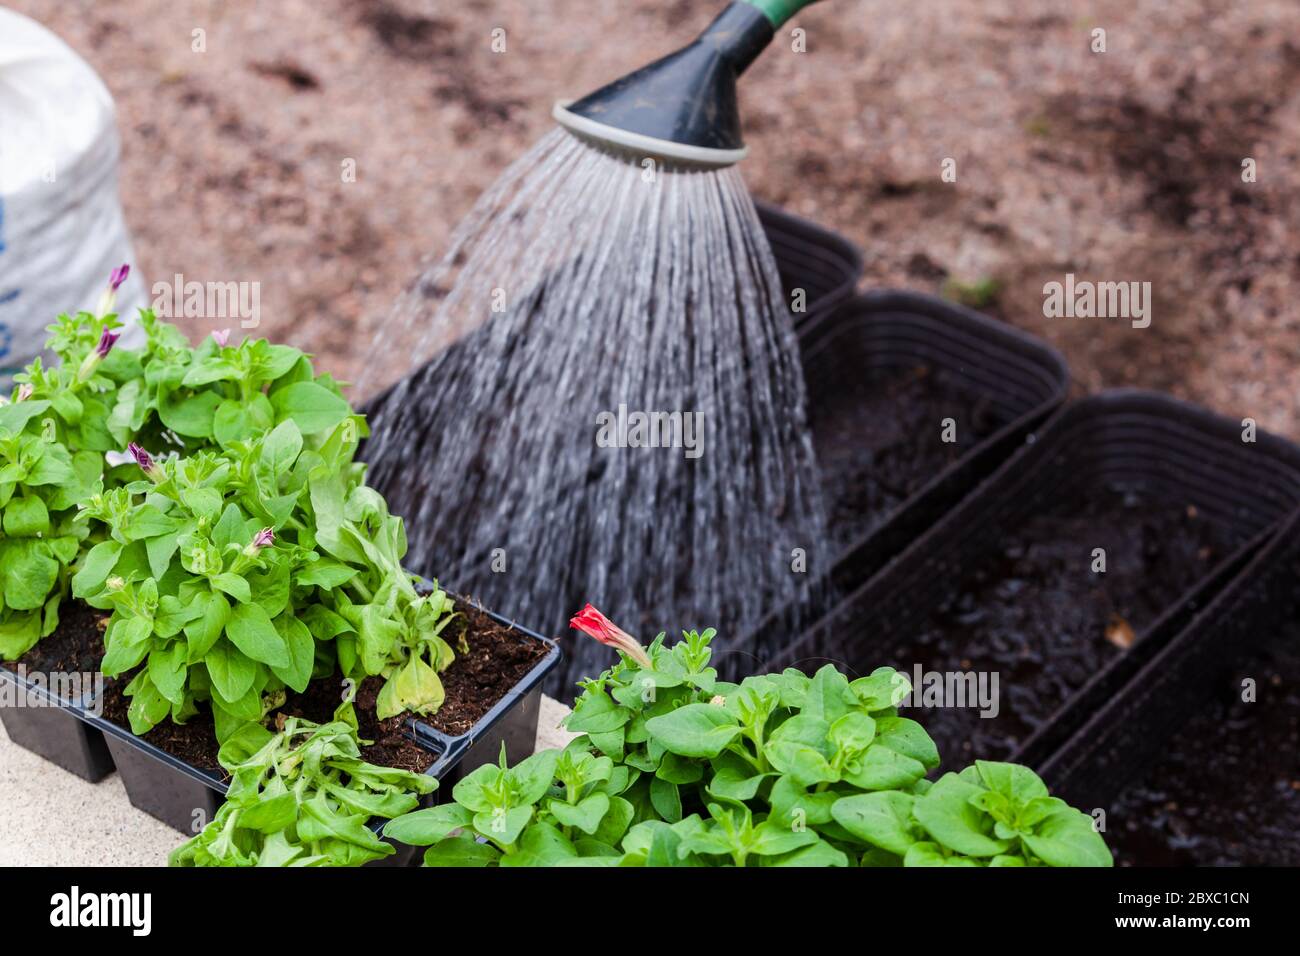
[358, 129, 828, 691]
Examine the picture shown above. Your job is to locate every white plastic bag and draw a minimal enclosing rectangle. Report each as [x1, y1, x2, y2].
[0, 7, 145, 389]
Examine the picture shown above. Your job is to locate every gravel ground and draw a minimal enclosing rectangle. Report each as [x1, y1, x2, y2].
[8, 0, 1298, 436]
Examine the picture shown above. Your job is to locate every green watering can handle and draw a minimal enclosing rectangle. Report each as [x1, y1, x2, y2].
[742, 0, 824, 28]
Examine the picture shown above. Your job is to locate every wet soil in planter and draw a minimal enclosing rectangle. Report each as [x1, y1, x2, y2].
[1106, 629, 1300, 866]
[416, 603, 550, 737]
[1, 603, 109, 694]
[96, 600, 547, 776]
[865, 485, 1233, 771]
[808, 363, 1000, 554]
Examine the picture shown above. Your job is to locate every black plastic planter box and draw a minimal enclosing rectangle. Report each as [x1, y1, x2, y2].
[88, 603, 557, 838]
[411, 604, 562, 789]
[105, 719, 449, 865]
[0, 667, 113, 783]
[801, 290, 1071, 586]
[723, 290, 1070, 679]
[753, 199, 863, 327]
[0, 598, 558, 865]
[1021, 504, 1300, 864]
[767, 391, 1300, 769]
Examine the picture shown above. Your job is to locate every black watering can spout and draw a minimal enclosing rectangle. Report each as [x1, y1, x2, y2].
[553, 0, 826, 168]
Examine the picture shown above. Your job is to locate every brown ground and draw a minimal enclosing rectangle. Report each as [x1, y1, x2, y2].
[13, 0, 1298, 436]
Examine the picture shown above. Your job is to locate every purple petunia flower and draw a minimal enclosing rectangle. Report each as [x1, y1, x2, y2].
[243, 527, 276, 557]
[95, 326, 121, 358]
[127, 442, 162, 481]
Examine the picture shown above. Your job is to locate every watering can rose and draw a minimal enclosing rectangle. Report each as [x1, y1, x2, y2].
[569, 604, 652, 669]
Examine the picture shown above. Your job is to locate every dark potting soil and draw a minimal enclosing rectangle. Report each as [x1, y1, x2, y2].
[845, 484, 1235, 772]
[2, 602, 109, 697]
[807, 363, 1001, 554]
[1106, 630, 1300, 866]
[96, 599, 546, 775]
[421, 602, 550, 736]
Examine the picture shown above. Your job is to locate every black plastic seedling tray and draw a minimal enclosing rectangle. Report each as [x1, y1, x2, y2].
[97, 711, 447, 865]
[1, 599, 558, 863]
[1024, 505, 1300, 865]
[720, 289, 1071, 679]
[753, 198, 863, 327]
[802, 289, 1071, 585]
[86, 602, 557, 839]
[767, 391, 1300, 771]
[413, 612, 562, 789]
[0, 667, 113, 783]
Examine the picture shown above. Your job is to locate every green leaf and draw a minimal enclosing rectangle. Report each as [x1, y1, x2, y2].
[125, 673, 171, 734]
[0, 611, 42, 660]
[828, 711, 876, 752]
[649, 776, 682, 823]
[592, 795, 635, 847]
[377, 654, 444, 719]
[259, 419, 303, 479]
[831, 792, 918, 856]
[124, 504, 177, 540]
[903, 841, 978, 867]
[72, 540, 123, 598]
[270, 616, 315, 693]
[51, 387, 83, 424]
[225, 601, 290, 667]
[564, 692, 631, 735]
[874, 716, 940, 770]
[3, 495, 49, 537]
[842, 742, 927, 791]
[269, 381, 350, 435]
[749, 820, 819, 856]
[975, 759, 1050, 811]
[0, 399, 51, 436]
[472, 806, 533, 846]
[423, 834, 501, 867]
[768, 840, 850, 867]
[180, 486, 223, 521]
[644, 703, 741, 759]
[213, 395, 274, 448]
[294, 560, 357, 589]
[148, 642, 189, 706]
[499, 822, 579, 867]
[510, 748, 561, 805]
[850, 666, 912, 710]
[802, 663, 859, 724]
[146, 534, 179, 580]
[25, 443, 76, 486]
[548, 793, 610, 835]
[1, 541, 58, 610]
[158, 388, 223, 438]
[204, 638, 258, 702]
[1022, 809, 1113, 868]
[912, 773, 1010, 858]
[211, 572, 252, 604]
[185, 591, 230, 661]
[384, 804, 474, 847]
[236, 793, 298, 834]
